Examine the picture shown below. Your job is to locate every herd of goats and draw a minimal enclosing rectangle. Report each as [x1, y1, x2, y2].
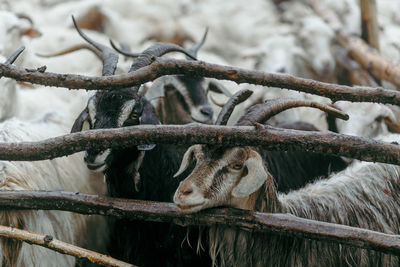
[0, 2, 399, 267]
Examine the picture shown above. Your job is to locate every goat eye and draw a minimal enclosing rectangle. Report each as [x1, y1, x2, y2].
[230, 163, 243, 170]
[130, 114, 139, 121]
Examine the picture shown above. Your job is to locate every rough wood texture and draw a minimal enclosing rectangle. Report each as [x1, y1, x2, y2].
[0, 190, 398, 256]
[338, 35, 400, 88]
[335, 46, 379, 87]
[0, 124, 399, 164]
[1, 58, 400, 105]
[0, 224, 134, 267]
[360, 0, 380, 51]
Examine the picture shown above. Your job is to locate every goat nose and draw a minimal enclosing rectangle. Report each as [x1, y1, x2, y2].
[200, 106, 213, 117]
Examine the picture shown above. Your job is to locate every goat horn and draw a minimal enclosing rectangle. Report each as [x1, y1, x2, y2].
[383, 116, 400, 133]
[109, 39, 140, 58]
[71, 15, 118, 76]
[209, 94, 226, 108]
[129, 42, 197, 72]
[138, 83, 150, 97]
[5, 46, 25, 65]
[36, 44, 103, 60]
[207, 81, 233, 97]
[215, 89, 253, 125]
[236, 98, 349, 126]
[186, 27, 208, 59]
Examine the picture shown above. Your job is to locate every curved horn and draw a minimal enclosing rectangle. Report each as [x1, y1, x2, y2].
[109, 39, 140, 58]
[236, 98, 349, 126]
[71, 15, 118, 76]
[207, 80, 232, 97]
[36, 44, 102, 60]
[186, 28, 208, 59]
[5, 46, 25, 65]
[129, 42, 197, 72]
[215, 89, 253, 125]
[209, 94, 226, 108]
[138, 83, 150, 97]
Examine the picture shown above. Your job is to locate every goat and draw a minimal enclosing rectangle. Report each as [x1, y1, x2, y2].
[111, 28, 232, 124]
[0, 114, 108, 267]
[69, 18, 212, 266]
[176, 92, 349, 192]
[0, 46, 108, 266]
[331, 101, 399, 138]
[173, 98, 400, 266]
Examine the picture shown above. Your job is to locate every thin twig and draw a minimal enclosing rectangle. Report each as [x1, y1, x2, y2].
[0, 224, 134, 267]
[1, 58, 400, 104]
[0, 190, 398, 256]
[0, 124, 399, 165]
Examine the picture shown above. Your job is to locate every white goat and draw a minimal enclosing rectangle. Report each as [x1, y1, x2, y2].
[333, 101, 397, 138]
[0, 114, 108, 267]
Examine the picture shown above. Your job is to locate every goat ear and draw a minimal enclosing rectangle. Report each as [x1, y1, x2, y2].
[208, 81, 232, 97]
[174, 146, 196, 178]
[71, 108, 89, 133]
[380, 107, 400, 133]
[231, 151, 268, 198]
[140, 102, 161, 125]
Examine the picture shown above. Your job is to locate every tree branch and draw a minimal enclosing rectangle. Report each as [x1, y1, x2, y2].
[338, 35, 400, 88]
[360, 0, 380, 51]
[0, 223, 134, 267]
[311, 0, 400, 88]
[0, 190, 399, 256]
[1, 58, 400, 104]
[0, 124, 399, 165]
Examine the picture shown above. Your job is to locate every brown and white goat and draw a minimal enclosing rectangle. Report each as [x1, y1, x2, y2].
[174, 98, 400, 266]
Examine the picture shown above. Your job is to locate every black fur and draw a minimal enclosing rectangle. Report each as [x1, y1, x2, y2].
[85, 95, 209, 266]
[105, 135, 210, 266]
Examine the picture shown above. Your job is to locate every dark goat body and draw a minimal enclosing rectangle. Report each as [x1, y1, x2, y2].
[266, 121, 347, 193]
[105, 137, 211, 266]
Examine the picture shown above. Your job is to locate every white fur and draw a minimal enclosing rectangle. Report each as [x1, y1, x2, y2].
[0, 115, 108, 266]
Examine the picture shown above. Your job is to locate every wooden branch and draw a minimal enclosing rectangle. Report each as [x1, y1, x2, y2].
[338, 35, 400, 88]
[360, 0, 380, 51]
[335, 46, 379, 87]
[0, 224, 134, 267]
[1, 58, 400, 105]
[311, 0, 400, 88]
[0, 190, 399, 256]
[0, 124, 400, 165]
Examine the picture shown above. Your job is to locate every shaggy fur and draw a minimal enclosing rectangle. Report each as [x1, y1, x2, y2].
[209, 162, 400, 266]
[105, 143, 211, 266]
[0, 116, 108, 267]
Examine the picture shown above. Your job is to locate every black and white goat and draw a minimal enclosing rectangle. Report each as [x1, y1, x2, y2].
[70, 18, 212, 266]
[173, 98, 400, 266]
[111, 29, 232, 124]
